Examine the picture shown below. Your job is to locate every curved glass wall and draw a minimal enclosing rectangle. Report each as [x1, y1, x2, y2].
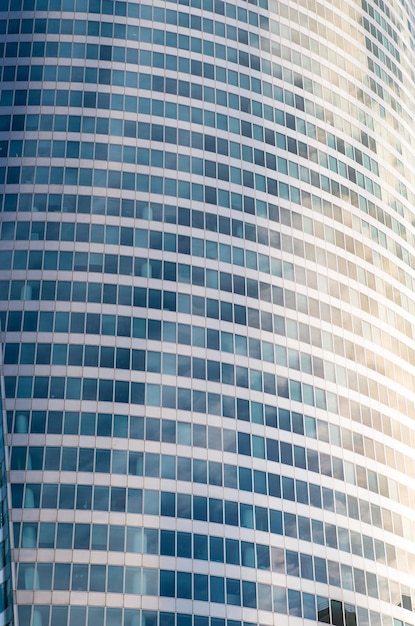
[1, 0, 415, 625]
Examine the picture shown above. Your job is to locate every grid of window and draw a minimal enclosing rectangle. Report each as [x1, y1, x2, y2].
[1, 0, 415, 625]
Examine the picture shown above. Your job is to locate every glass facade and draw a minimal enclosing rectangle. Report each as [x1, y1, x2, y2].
[0, 0, 415, 624]
[0, 372, 13, 626]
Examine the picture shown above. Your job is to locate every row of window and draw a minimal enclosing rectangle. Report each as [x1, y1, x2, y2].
[1, 222, 279, 262]
[3, 256, 291, 307]
[0, 76, 379, 187]
[12, 438, 345, 498]
[0, 226, 278, 293]
[0, 203, 275, 248]
[0, 276, 328, 355]
[1, 192, 412, 343]
[14, 559, 379, 622]
[3, 272, 413, 422]
[6, 350, 319, 409]
[16, 531, 394, 610]
[3, 239, 286, 290]
[2, 31, 263, 77]
[14, 603, 400, 626]
[0, 279, 306, 345]
[0, 61, 285, 124]
[0, 111, 381, 206]
[4, 339, 325, 385]
[12, 563, 410, 626]
[4, 9, 264, 42]
[3, 366, 331, 414]
[1, 191, 412, 343]
[1, 252, 284, 295]
[0, 150, 408, 298]
[0, 9, 315, 124]
[4, 283, 412, 423]
[1, 163, 327, 210]
[1, 136, 379, 196]
[1, 290, 332, 398]
[0, 82, 381, 204]
[13, 520, 401, 585]
[9, 406, 415, 483]
[0, 177, 232, 235]
[0, 183, 386, 260]
[7, 0, 268, 21]
[0, 304, 310, 370]
[11, 477, 413, 585]
[3, 4, 412, 214]
[12, 490, 414, 607]
[4, 325, 298, 378]
[17, 559, 361, 623]
[0, 96, 384, 214]
[0, 0, 401, 151]
[3, 257, 304, 315]
[5, 227, 408, 359]
[1, 91, 274, 156]
[0, 80, 353, 173]
[3, 225, 411, 355]
[10, 437, 346, 487]
[6, 190, 411, 356]
[0, 191, 267, 223]
[9, 440, 406, 528]
[1, 139, 379, 209]
[6, 0, 412, 205]
[4, 209, 410, 348]
[4, 210, 408, 340]
[0, 182, 410, 312]
[2, 305, 315, 369]
[9, 408, 283, 437]
[11, 479, 407, 551]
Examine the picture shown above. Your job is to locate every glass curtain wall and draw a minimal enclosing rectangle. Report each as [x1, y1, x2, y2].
[0, 0, 415, 625]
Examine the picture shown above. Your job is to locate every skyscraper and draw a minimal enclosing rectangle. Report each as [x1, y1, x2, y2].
[1, 0, 415, 624]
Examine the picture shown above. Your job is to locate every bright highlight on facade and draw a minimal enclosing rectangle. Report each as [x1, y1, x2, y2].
[1, 0, 415, 624]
